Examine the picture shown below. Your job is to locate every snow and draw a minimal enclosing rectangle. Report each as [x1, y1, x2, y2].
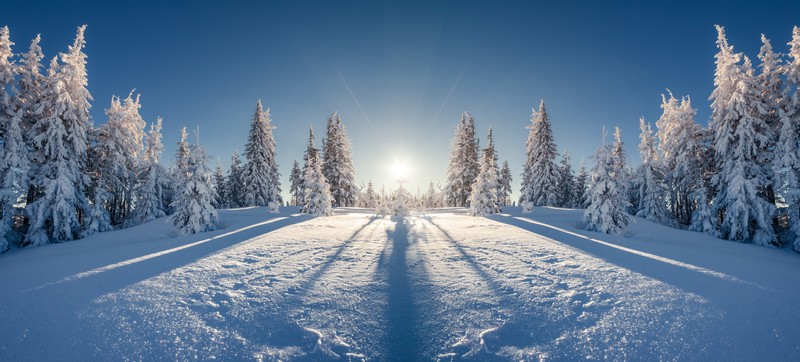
[1, 206, 800, 361]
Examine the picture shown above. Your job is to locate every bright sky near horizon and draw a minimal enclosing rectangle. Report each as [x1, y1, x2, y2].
[2, 0, 800, 202]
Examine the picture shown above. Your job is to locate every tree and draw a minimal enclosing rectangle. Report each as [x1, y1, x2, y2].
[469, 145, 501, 216]
[242, 100, 281, 212]
[212, 160, 226, 208]
[301, 128, 332, 216]
[322, 112, 357, 207]
[635, 118, 669, 223]
[132, 118, 167, 224]
[574, 159, 589, 208]
[709, 25, 775, 245]
[391, 183, 412, 216]
[299, 127, 318, 207]
[289, 160, 302, 206]
[168, 141, 219, 235]
[777, 26, 800, 250]
[91, 92, 146, 225]
[445, 112, 479, 207]
[25, 26, 93, 245]
[557, 151, 575, 208]
[520, 100, 560, 212]
[226, 150, 245, 208]
[499, 161, 512, 206]
[361, 180, 378, 209]
[0, 26, 24, 250]
[584, 137, 631, 235]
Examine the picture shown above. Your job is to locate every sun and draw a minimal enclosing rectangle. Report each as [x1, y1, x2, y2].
[390, 158, 411, 181]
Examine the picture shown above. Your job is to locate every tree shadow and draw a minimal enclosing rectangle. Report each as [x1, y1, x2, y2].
[384, 215, 422, 361]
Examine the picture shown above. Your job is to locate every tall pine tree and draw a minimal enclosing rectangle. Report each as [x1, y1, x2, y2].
[445, 112, 479, 207]
[322, 112, 357, 207]
[520, 100, 560, 212]
[242, 100, 281, 212]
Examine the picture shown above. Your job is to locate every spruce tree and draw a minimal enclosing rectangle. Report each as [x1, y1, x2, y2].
[0, 27, 23, 250]
[574, 159, 589, 208]
[499, 161, 512, 207]
[520, 100, 560, 212]
[709, 25, 775, 245]
[301, 128, 332, 216]
[557, 151, 575, 208]
[242, 100, 281, 212]
[635, 118, 669, 223]
[132, 118, 167, 224]
[362, 180, 378, 209]
[584, 138, 631, 235]
[469, 146, 501, 216]
[778, 26, 800, 250]
[168, 141, 218, 235]
[445, 112, 479, 207]
[212, 160, 226, 208]
[322, 112, 357, 207]
[299, 127, 318, 207]
[226, 150, 245, 208]
[289, 160, 302, 206]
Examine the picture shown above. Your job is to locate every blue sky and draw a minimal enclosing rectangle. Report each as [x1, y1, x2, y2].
[2, 0, 800, 201]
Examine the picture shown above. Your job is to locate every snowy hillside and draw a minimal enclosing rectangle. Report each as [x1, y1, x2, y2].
[1, 206, 799, 361]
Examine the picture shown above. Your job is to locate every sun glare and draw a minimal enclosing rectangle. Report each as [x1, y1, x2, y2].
[390, 158, 411, 181]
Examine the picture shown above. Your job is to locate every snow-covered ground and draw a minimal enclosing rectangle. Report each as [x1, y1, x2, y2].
[1, 206, 799, 361]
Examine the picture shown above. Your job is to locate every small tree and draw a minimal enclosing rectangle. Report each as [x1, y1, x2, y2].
[168, 141, 219, 235]
[301, 128, 332, 216]
[584, 134, 632, 235]
[468, 148, 501, 216]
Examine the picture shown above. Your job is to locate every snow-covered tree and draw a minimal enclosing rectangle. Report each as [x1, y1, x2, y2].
[422, 181, 441, 209]
[91, 92, 146, 225]
[574, 159, 589, 208]
[322, 112, 357, 207]
[584, 137, 632, 235]
[289, 160, 302, 206]
[556, 151, 575, 208]
[520, 100, 560, 212]
[361, 180, 378, 209]
[391, 183, 412, 216]
[242, 100, 281, 212]
[499, 161, 512, 206]
[709, 25, 775, 245]
[299, 127, 318, 207]
[132, 118, 167, 224]
[635, 118, 669, 223]
[226, 150, 245, 208]
[445, 112, 479, 207]
[301, 128, 332, 216]
[777, 26, 800, 250]
[168, 141, 219, 235]
[469, 146, 501, 216]
[26, 26, 93, 245]
[212, 160, 226, 208]
[0, 26, 23, 250]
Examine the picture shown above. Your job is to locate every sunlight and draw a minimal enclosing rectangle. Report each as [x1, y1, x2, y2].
[390, 158, 411, 181]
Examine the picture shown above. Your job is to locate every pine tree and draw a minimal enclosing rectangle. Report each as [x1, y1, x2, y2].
[25, 26, 93, 245]
[709, 25, 775, 245]
[557, 151, 575, 207]
[242, 100, 281, 212]
[778, 26, 800, 250]
[584, 137, 632, 235]
[0, 26, 22, 250]
[322, 112, 357, 207]
[362, 180, 378, 209]
[226, 150, 245, 208]
[469, 146, 501, 216]
[289, 160, 302, 206]
[445, 112, 479, 207]
[499, 161, 512, 206]
[520, 100, 560, 212]
[635, 118, 669, 223]
[168, 141, 219, 235]
[299, 127, 318, 207]
[391, 183, 412, 216]
[574, 159, 589, 208]
[132, 118, 167, 224]
[301, 128, 332, 216]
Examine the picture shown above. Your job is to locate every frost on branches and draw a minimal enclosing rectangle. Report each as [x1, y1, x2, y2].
[584, 135, 632, 235]
[132, 118, 168, 224]
[520, 100, 560, 212]
[445, 112, 479, 207]
[709, 25, 775, 245]
[468, 142, 501, 216]
[242, 100, 281, 213]
[168, 141, 219, 235]
[634, 118, 669, 223]
[322, 112, 357, 207]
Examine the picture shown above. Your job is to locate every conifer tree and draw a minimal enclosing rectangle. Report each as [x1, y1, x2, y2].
[709, 25, 775, 245]
[212, 160, 226, 208]
[299, 127, 318, 207]
[778, 26, 800, 250]
[168, 141, 218, 235]
[469, 146, 501, 216]
[132, 118, 167, 224]
[574, 159, 589, 208]
[0, 26, 22, 250]
[242, 100, 281, 212]
[635, 118, 669, 223]
[557, 151, 575, 208]
[520, 100, 560, 212]
[362, 180, 378, 209]
[499, 161, 512, 206]
[445, 112, 479, 207]
[322, 112, 357, 207]
[584, 137, 631, 235]
[301, 128, 332, 216]
[226, 150, 245, 208]
[289, 160, 302, 206]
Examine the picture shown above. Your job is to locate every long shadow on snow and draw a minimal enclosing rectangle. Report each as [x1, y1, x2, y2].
[486, 214, 772, 301]
[4, 214, 313, 361]
[384, 215, 423, 362]
[421, 215, 561, 360]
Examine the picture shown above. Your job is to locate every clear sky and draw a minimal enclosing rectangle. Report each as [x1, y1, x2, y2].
[2, 0, 800, 202]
